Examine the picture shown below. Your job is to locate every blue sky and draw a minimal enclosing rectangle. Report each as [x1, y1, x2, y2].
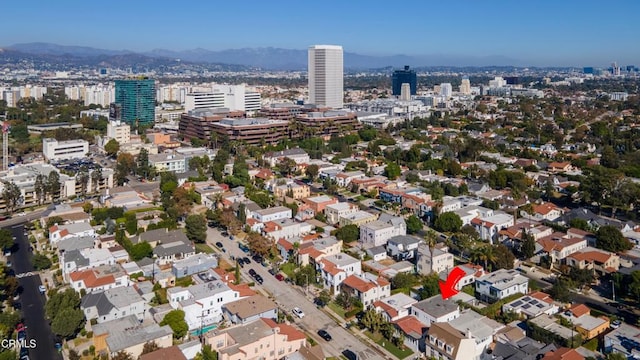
[1, 0, 638, 66]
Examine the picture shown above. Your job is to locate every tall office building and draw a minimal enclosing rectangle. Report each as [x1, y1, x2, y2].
[308, 45, 344, 109]
[400, 83, 411, 101]
[459, 78, 471, 95]
[392, 65, 417, 96]
[440, 83, 452, 98]
[114, 77, 155, 126]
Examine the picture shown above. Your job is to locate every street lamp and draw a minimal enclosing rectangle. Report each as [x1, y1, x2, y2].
[611, 279, 616, 302]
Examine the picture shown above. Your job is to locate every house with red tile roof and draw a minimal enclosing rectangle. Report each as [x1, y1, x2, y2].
[341, 273, 390, 307]
[372, 293, 417, 322]
[393, 315, 428, 352]
[548, 162, 573, 173]
[542, 347, 584, 360]
[69, 264, 129, 294]
[524, 201, 565, 221]
[566, 247, 620, 274]
[296, 237, 342, 267]
[318, 253, 361, 294]
[536, 233, 587, 263]
[561, 303, 610, 340]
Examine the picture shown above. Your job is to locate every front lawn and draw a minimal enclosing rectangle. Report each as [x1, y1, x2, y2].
[328, 301, 347, 318]
[195, 243, 214, 254]
[364, 331, 414, 359]
[280, 262, 296, 278]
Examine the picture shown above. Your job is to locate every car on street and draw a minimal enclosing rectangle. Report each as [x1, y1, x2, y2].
[275, 274, 285, 281]
[17, 330, 26, 341]
[268, 268, 276, 276]
[252, 254, 263, 263]
[38, 285, 46, 294]
[611, 320, 622, 329]
[215, 242, 224, 248]
[19, 347, 28, 358]
[242, 257, 251, 264]
[317, 329, 332, 341]
[248, 269, 257, 277]
[6, 261, 11, 267]
[254, 275, 263, 284]
[342, 350, 358, 360]
[238, 243, 250, 253]
[221, 231, 229, 237]
[292, 307, 305, 318]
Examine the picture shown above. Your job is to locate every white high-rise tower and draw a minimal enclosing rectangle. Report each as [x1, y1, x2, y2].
[308, 45, 344, 109]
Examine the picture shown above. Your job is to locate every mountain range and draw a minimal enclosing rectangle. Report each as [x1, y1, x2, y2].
[3, 42, 525, 70]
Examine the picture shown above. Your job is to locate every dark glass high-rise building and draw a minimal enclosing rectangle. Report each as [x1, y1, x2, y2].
[392, 65, 417, 96]
[114, 77, 155, 126]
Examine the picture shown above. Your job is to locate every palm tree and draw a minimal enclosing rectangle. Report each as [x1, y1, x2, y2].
[481, 245, 497, 271]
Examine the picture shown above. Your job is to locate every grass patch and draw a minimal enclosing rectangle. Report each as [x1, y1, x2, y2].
[280, 262, 296, 278]
[195, 243, 214, 254]
[73, 337, 89, 346]
[154, 288, 168, 304]
[584, 337, 598, 351]
[328, 301, 347, 319]
[461, 284, 475, 296]
[175, 276, 193, 287]
[364, 331, 414, 359]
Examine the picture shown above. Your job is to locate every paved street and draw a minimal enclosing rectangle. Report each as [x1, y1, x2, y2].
[205, 227, 385, 359]
[8, 223, 62, 360]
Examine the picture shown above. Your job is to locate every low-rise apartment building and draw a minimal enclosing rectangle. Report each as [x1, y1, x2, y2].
[325, 202, 357, 224]
[359, 214, 406, 248]
[475, 269, 529, 302]
[43, 138, 89, 161]
[341, 272, 390, 307]
[318, 253, 362, 294]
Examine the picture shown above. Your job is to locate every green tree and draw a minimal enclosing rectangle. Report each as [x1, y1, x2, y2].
[184, 214, 207, 244]
[104, 139, 120, 158]
[1, 181, 22, 213]
[194, 344, 218, 360]
[68, 349, 81, 360]
[129, 242, 153, 261]
[160, 310, 188, 339]
[333, 224, 359, 242]
[549, 277, 573, 303]
[32, 253, 52, 270]
[335, 292, 357, 311]
[45, 289, 81, 320]
[306, 164, 319, 181]
[434, 212, 463, 233]
[278, 157, 297, 177]
[492, 244, 516, 270]
[317, 290, 331, 307]
[136, 148, 153, 179]
[405, 215, 422, 234]
[140, 341, 159, 355]
[34, 173, 47, 204]
[51, 307, 85, 338]
[569, 218, 589, 231]
[391, 272, 418, 290]
[568, 266, 595, 289]
[384, 162, 402, 180]
[111, 351, 134, 360]
[520, 230, 536, 259]
[596, 225, 632, 252]
[0, 229, 14, 250]
[124, 212, 137, 234]
[417, 273, 441, 300]
[628, 271, 640, 302]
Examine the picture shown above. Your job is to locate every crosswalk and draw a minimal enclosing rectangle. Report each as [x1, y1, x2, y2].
[15, 272, 39, 279]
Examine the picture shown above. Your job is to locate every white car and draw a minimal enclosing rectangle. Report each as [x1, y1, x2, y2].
[292, 307, 305, 319]
[38, 285, 46, 294]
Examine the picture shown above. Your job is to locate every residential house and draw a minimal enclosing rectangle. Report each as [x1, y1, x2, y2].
[401, 192, 433, 217]
[475, 269, 529, 302]
[379, 186, 421, 204]
[502, 291, 559, 318]
[49, 222, 95, 243]
[425, 322, 477, 360]
[524, 202, 565, 222]
[359, 214, 406, 248]
[69, 264, 129, 294]
[222, 294, 278, 325]
[453, 206, 493, 226]
[373, 293, 417, 322]
[341, 273, 390, 307]
[263, 219, 311, 241]
[471, 212, 514, 243]
[410, 295, 460, 327]
[536, 233, 587, 264]
[302, 195, 337, 214]
[206, 317, 306, 360]
[365, 246, 387, 262]
[318, 253, 362, 294]
[566, 247, 620, 274]
[138, 346, 188, 360]
[439, 263, 486, 291]
[57, 235, 96, 257]
[81, 286, 146, 323]
[136, 228, 189, 248]
[335, 171, 365, 187]
[324, 202, 357, 224]
[171, 253, 218, 278]
[604, 323, 640, 358]
[386, 235, 421, 261]
[296, 237, 342, 267]
[548, 162, 573, 173]
[416, 243, 454, 275]
[168, 280, 241, 330]
[542, 348, 585, 360]
[273, 182, 310, 200]
[62, 248, 116, 282]
[252, 206, 292, 223]
[393, 316, 428, 353]
[153, 239, 196, 266]
[263, 148, 310, 167]
[338, 210, 377, 227]
[92, 315, 173, 359]
[448, 310, 505, 359]
[561, 304, 610, 340]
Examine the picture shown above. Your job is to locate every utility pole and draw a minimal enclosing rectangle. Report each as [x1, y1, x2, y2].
[611, 279, 616, 302]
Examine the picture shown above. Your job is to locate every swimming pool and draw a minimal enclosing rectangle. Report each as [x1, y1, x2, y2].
[190, 324, 217, 336]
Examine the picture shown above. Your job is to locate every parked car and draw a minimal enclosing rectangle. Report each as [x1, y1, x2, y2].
[611, 320, 622, 329]
[275, 274, 285, 281]
[242, 257, 251, 264]
[248, 269, 257, 277]
[317, 329, 332, 341]
[292, 307, 305, 318]
[342, 350, 358, 360]
[38, 285, 46, 294]
[215, 242, 224, 248]
[221, 231, 229, 237]
[254, 275, 263, 285]
[238, 244, 250, 253]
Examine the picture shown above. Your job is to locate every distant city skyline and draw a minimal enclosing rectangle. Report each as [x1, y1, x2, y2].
[1, 0, 639, 67]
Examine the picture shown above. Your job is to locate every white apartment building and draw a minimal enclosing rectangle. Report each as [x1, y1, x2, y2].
[308, 45, 344, 109]
[211, 84, 262, 114]
[411, 295, 460, 327]
[471, 212, 514, 243]
[252, 206, 292, 223]
[167, 280, 241, 330]
[106, 121, 131, 144]
[440, 83, 453, 97]
[148, 153, 186, 173]
[42, 138, 89, 161]
[184, 92, 225, 112]
[324, 202, 357, 224]
[475, 269, 529, 302]
[359, 215, 406, 247]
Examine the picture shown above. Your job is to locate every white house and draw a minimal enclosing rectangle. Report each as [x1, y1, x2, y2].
[502, 291, 558, 318]
[81, 287, 146, 323]
[373, 293, 417, 322]
[439, 263, 486, 291]
[263, 148, 310, 167]
[335, 171, 366, 187]
[49, 222, 96, 244]
[410, 295, 460, 327]
[471, 212, 514, 243]
[359, 214, 406, 248]
[416, 244, 454, 275]
[63, 248, 116, 282]
[318, 253, 362, 294]
[475, 269, 529, 302]
[167, 280, 241, 330]
[448, 310, 505, 360]
[251, 206, 292, 223]
[324, 202, 357, 225]
[386, 235, 421, 261]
